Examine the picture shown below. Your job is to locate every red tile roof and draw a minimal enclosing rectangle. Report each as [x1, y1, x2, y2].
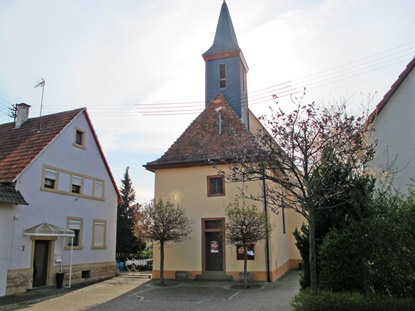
[368, 56, 415, 123]
[0, 108, 120, 202]
[0, 108, 83, 182]
[145, 94, 258, 171]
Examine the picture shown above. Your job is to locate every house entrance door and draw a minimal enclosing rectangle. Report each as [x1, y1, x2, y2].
[202, 219, 225, 272]
[205, 232, 223, 271]
[33, 240, 49, 287]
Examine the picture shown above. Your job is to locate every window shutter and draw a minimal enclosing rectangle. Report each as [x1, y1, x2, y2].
[68, 220, 82, 230]
[94, 222, 106, 247]
[93, 181, 103, 198]
[72, 175, 82, 186]
[45, 169, 57, 180]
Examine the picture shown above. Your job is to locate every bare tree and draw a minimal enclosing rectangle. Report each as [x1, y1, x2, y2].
[136, 199, 192, 286]
[225, 199, 271, 288]
[224, 98, 374, 295]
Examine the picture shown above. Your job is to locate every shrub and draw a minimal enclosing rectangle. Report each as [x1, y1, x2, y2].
[319, 221, 371, 292]
[291, 290, 415, 311]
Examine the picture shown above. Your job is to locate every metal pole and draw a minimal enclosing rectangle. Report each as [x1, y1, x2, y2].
[69, 237, 73, 288]
[262, 171, 271, 282]
[34, 79, 45, 132]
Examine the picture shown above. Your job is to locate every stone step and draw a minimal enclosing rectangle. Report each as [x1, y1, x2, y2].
[194, 272, 233, 281]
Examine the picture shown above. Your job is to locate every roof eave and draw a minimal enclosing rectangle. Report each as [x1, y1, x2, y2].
[368, 56, 415, 124]
[144, 159, 235, 172]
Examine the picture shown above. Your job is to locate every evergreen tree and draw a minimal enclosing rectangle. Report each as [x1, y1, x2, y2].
[116, 167, 143, 254]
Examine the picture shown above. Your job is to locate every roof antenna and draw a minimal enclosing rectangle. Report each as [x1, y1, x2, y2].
[34, 79, 45, 132]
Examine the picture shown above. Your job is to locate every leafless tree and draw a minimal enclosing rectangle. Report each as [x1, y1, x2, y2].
[136, 199, 192, 285]
[225, 199, 271, 288]
[223, 98, 374, 295]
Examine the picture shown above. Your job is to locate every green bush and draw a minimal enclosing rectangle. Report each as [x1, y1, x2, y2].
[319, 221, 370, 292]
[291, 290, 415, 311]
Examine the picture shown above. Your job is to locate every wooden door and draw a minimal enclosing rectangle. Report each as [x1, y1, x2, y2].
[202, 219, 225, 272]
[205, 231, 223, 271]
[33, 240, 49, 287]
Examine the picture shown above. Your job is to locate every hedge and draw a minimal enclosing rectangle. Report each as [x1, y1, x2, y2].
[291, 290, 415, 311]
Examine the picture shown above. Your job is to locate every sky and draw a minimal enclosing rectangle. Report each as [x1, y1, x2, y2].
[0, 0, 414, 205]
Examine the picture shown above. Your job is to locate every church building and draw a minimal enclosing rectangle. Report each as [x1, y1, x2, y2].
[145, 1, 303, 282]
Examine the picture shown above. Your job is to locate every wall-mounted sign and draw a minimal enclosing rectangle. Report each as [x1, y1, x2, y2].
[236, 244, 255, 260]
[211, 241, 219, 253]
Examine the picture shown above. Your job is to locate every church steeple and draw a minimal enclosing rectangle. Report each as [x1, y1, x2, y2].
[204, 1, 239, 55]
[203, 1, 249, 128]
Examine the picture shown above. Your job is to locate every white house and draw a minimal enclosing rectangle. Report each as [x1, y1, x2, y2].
[369, 56, 415, 191]
[0, 104, 119, 296]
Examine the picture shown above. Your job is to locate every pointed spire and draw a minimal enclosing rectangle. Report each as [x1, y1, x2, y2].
[203, 1, 239, 55]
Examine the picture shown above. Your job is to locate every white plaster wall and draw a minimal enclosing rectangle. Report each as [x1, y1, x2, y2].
[0, 204, 15, 296]
[371, 69, 415, 191]
[11, 111, 118, 271]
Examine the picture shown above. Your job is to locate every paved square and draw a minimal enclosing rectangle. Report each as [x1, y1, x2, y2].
[5, 270, 300, 311]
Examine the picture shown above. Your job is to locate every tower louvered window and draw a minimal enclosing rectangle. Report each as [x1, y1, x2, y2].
[219, 64, 226, 89]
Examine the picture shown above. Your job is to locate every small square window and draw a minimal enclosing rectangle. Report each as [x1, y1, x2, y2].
[71, 175, 82, 194]
[72, 184, 81, 193]
[74, 128, 86, 148]
[44, 178, 55, 189]
[75, 131, 83, 145]
[82, 270, 90, 278]
[43, 168, 57, 189]
[207, 176, 225, 197]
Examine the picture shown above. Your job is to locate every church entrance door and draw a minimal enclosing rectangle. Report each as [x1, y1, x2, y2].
[202, 218, 225, 272]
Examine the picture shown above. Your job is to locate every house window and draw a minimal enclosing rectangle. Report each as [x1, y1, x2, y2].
[44, 168, 57, 189]
[207, 175, 225, 197]
[92, 219, 107, 249]
[93, 181, 103, 198]
[71, 175, 83, 194]
[73, 128, 86, 149]
[66, 217, 83, 250]
[219, 64, 226, 89]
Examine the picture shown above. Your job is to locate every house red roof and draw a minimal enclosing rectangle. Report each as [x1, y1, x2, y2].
[145, 94, 258, 171]
[368, 56, 415, 123]
[0, 108, 83, 182]
[0, 108, 120, 201]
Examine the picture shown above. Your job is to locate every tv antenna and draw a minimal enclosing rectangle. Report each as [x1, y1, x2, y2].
[34, 79, 45, 131]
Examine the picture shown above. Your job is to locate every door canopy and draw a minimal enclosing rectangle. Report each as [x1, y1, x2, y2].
[24, 222, 75, 237]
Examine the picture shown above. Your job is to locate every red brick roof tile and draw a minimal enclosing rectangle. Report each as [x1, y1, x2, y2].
[145, 94, 258, 171]
[0, 108, 121, 202]
[0, 108, 83, 182]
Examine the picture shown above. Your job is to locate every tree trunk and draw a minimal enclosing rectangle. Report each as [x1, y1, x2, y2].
[309, 207, 318, 295]
[160, 240, 165, 286]
[243, 244, 248, 289]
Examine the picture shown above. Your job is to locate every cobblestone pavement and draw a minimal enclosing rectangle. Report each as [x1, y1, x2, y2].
[2, 270, 300, 311]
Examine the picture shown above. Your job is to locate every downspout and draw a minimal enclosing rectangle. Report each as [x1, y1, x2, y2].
[262, 171, 271, 282]
[69, 237, 73, 288]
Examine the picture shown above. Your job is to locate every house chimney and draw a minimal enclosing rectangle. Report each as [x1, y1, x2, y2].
[15, 103, 31, 128]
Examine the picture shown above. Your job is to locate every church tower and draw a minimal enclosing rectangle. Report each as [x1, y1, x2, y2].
[203, 1, 249, 128]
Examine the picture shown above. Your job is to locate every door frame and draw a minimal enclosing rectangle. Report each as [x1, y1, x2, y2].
[201, 218, 225, 273]
[30, 236, 56, 288]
